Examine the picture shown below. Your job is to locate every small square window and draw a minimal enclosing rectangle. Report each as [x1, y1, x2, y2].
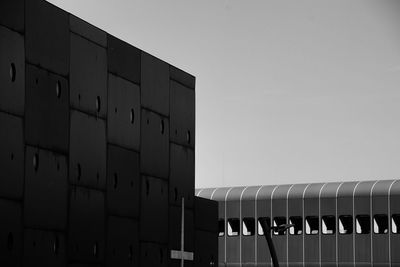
[322, 215, 335, 235]
[218, 219, 225, 237]
[273, 217, 287, 235]
[338, 215, 353, 234]
[289, 216, 303, 235]
[392, 214, 400, 234]
[258, 217, 270, 236]
[305, 216, 319, 235]
[227, 218, 240, 236]
[243, 217, 255, 236]
[373, 214, 388, 234]
[356, 215, 370, 234]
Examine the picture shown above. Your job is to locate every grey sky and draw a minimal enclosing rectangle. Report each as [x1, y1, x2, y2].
[48, 0, 400, 188]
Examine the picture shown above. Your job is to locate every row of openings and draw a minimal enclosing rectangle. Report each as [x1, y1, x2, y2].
[114, 107, 135, 124]
[174, 129, 191, 144]
[78, 94, 102, 113]
[34, 76, 63, 99]
[219, 214, 400, 237]
[146, 118, 166, 135]
[32, 153, 61, 172]
[34, 73, 104, 113]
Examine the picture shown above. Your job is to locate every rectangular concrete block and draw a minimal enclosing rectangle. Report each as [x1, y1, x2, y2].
[141, 109, 169, 179]
[108, 35, 141, 84]
[0, 25, 24, 116]
[68, 186, 105, 263]
[170, 65, 195, 90]
[0, 0, 24, 33]
[106, 216, 139, 267]
[69, 15, 107, 47]
[24, 146, 68, 230]
[107, 144, 140, 218]
[141, 52, 169, 116]
[23, 229, 66, 267]
[69, 110, 106, 190]
[107, 74, 140, 150]
[170, 80, 195, 148]
[0, 199, 22, 267]
[169, 144, 194, 208]
[25, 0, 69, 75]
[140, 176, 169, 243]
[25, 64, 69, 152]
[70, 32, 107, 118]
[194, 197, 218, 233]
[0, 112, 24, 199]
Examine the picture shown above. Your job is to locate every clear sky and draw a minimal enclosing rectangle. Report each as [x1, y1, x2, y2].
[48, 0, 400, 188]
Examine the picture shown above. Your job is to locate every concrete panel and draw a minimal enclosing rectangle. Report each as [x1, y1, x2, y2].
[0, 26, 24, 115]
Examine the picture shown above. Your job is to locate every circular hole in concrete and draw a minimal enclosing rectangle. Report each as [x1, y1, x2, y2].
[130, 108, 135, 124]
[33, 153, 39, 171]
[56, 81, 61, 98]
[53, 236, 59, 255]
[10, 63, 16, 82]
[93, 242, 99, 257]
[95, 96, 101, 112]
[160, 120, 165, 134]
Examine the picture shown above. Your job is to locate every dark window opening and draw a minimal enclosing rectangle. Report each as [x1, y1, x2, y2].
[258, 217, 270, 236]
[356, 215, 370, 234]
[392, 214, 400, 234]
[373, 214, 388, 234]
[273, 217, 287, 235]
[243, 217, 255, 236]
[322, 215, 335, 235]
[338, 215, 353, 234]
[227, 218, 240, 236]
[218, 219, 225, 237]
[305, 216, 319, 235]
[289, 216, 303, 235]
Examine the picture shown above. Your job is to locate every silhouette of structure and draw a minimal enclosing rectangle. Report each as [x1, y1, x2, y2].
[0, 0, 218, 266]
[197, 180, 400, 266]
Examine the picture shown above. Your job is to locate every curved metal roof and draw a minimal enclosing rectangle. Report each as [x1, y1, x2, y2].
[304, 183, 325, 199]
[320, 182, 342, 198]
[372, 180, 396, 196]
[272, 184, 293, 200]
[241, 186, 263, 201]
[390, 180, 400, 196]
[196, 179, 400, 202]
[287, 183, 309, 199]
[354, 180, 377, 198]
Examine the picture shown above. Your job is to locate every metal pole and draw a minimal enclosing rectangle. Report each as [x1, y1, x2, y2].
[260, 220, 280, 267]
